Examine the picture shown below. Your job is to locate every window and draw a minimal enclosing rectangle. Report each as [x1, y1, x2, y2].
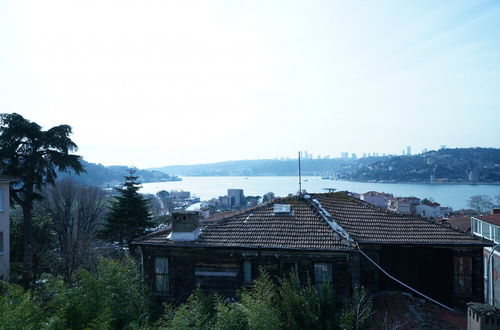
[154, 257, 169, 294]
[243, 260, 252, 284]
[314, 263, 332, 287]
[472, 219, 480, 234]
[0, 232, 3, 253]
[482, 222, 491, 239]
[494, 227, 500, 244]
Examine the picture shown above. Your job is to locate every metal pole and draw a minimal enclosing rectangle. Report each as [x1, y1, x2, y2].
[486, 243, 500, 305]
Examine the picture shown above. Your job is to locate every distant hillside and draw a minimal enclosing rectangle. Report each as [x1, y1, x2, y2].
[151, 148, 500, 184]
[58, 160, 180, 187]
[151, 157, 385, 176]
[338, 148, 500, 184]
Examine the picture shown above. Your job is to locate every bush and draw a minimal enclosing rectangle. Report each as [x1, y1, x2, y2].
[240, 269, 282, 330]
[339, 286, 372, 330]
[37, 256, 150, 330]
[0, 282, 45, 330]
[277, 273, 320, 330]
[163, 287, 216, 330]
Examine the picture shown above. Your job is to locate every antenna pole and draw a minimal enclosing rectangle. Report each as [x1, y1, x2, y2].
[298, 151, 302, 195]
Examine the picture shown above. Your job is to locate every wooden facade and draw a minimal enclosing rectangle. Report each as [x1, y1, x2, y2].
[134, 193, 491, 307]
[140, 245, 356, 304]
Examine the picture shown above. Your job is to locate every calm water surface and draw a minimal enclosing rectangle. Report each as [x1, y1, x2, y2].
[140, 176, 500, 210]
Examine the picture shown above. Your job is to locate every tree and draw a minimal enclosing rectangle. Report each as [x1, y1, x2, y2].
[0, 113, 83, 286]
[39, 178, 108, 279]
[468, 195, 494, 214]
[99, 169, 153, 248]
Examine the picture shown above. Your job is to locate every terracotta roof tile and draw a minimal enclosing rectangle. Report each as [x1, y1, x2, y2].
[135, 192, 490, 249]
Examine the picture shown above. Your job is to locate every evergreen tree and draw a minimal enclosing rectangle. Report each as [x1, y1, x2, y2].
[0, 113, 83, 286]
[99, 168, 153, 248]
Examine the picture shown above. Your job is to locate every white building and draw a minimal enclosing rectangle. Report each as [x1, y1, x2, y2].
[416, 202, 442, 219]
[387, 197, 421, 214]
[471, 211, 500, 307]
[360, 191, 392, 209]
[0, 176, 16, 281]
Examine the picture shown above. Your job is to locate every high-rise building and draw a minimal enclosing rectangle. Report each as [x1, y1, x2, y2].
[341, 152, 349, 159]
[351, 153, 357, 160]
[407, 146, 411, 156]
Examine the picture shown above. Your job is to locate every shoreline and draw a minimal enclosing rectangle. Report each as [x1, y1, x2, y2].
[175, 175, 500, 186]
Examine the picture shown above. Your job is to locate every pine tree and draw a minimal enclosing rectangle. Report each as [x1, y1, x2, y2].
[99, 168, 153, 248]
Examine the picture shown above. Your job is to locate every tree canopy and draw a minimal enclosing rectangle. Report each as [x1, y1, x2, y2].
[99, 169, 153, 248]
[0, 113, 83, 285]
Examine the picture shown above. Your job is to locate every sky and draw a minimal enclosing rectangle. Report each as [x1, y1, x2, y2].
[1, 0, 499, 168]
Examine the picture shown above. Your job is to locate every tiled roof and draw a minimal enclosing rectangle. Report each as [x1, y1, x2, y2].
[474, 214, 500, 226]
[312, 193, 487, 245]
[135, 197, 356, 251]
[445, 217, 471, 233]
[135, 192, 489, 249]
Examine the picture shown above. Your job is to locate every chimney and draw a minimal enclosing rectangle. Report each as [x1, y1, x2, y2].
[492, 209, 500, 215]
[168, 211, 201, 241]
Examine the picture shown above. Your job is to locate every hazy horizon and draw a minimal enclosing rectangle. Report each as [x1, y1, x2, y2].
[2, 1, 500, 168]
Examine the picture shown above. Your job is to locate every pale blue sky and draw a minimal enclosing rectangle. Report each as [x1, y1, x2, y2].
[1, 0, 499, 167]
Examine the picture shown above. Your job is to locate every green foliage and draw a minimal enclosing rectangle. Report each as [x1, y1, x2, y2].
[163, 287, 216, 330]
[240, 269, 282, 330]
[277, 273, 320, 330]
[9, 208, 57, 283]
[0, 112, 83, 285]
[99, 168, 154, 248]
[213, 300, 248, 330]
[317, 281, 337, 330]
[0, 282, 44, 330]
[339, 286, 373, 330]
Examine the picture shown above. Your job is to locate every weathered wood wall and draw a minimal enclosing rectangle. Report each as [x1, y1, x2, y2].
[142, 246, 353, 304]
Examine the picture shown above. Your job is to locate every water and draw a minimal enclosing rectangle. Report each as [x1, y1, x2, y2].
[140, 176, 500, 210]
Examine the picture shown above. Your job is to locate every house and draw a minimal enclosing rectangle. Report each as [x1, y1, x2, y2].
[133, 192, 490, 307]
[471, 210, 500, 307]
[0, 175, 16, 281]
[360, 191, 392, 209]
[387, 196, 421, 214]
[416, 201, 442, 219]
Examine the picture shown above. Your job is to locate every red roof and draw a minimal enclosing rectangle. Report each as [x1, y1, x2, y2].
[475, 214, 500, 227]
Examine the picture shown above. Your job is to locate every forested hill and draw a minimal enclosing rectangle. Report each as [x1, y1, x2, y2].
[339, 148, 500, 183]
[151, 148, 500, 184]
[58, 160, 180, 187]
[151, 157, 386, 176]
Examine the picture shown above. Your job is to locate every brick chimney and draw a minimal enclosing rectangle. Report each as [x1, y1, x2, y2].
[168, 211, 201, 241]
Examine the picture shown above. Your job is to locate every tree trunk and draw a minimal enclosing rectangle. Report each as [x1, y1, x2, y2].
[22, 201, 33, 287]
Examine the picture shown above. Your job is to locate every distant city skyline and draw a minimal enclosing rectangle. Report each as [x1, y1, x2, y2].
[1, 1, 499, 168]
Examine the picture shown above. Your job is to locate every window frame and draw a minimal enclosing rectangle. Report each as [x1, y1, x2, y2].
[243, 260, 252, 284]
[314, 263, 333, 287]
[153, 257, 169, 295]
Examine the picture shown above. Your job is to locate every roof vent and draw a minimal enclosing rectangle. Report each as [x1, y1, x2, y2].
[273, 204, 292, 215]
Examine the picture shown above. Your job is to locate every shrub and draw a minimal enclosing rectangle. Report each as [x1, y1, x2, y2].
[240, 269, 282, 330]
[0, 282, 45, 330]
[339, 286, 372, 330]
[277, 273, 321, 330]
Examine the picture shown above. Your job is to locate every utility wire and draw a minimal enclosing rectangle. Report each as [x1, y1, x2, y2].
[357, 245, 456, 312]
